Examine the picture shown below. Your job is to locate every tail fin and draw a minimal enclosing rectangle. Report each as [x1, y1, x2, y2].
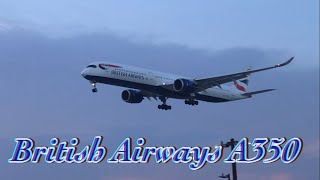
[233, 68, 251, 92]
[233, 77, 249, 92]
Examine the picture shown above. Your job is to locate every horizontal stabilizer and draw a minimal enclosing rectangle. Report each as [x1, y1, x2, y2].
[242, 89, 276, 97]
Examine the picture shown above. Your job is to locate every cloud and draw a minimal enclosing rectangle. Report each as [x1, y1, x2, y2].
[0, 28, 318, 180]
[0, 28, 296, 138]
[101, 176, 151, 180]
[0, 21, 11, 31]
[264, 173, 293, 180]
[304, 139, 320, 158]
[240, 172, 293, 180]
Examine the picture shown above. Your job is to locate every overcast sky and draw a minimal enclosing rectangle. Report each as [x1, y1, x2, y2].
[0, 1, 319, 180]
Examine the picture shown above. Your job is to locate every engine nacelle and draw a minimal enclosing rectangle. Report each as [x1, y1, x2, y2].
[173, 78, 196, 94]
[121, 90, 144, 104]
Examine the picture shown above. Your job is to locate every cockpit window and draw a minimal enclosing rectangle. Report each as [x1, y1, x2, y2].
[87, 65, 97, 68]
[99, 64, 106, 70]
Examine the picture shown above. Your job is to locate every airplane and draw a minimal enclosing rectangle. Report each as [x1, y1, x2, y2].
[81, 57, 294, 110]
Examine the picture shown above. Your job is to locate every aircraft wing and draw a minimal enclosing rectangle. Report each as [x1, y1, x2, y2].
[193, 57, 294, 91]
[139, 90, 159, 101]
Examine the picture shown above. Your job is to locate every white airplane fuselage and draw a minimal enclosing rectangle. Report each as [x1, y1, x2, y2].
[81, 62, 248, 103]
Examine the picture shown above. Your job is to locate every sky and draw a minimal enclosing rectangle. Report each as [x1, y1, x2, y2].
[0, 1, 319, 180]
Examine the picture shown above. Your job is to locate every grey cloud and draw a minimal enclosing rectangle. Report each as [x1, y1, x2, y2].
[0, 29, 318, 180]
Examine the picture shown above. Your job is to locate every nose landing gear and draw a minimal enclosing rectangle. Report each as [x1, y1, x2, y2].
[91, 81, 98, 93]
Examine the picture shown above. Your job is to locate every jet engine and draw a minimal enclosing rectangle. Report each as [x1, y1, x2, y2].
[121, 90, 144, 104]
[173, 78, 196, 94]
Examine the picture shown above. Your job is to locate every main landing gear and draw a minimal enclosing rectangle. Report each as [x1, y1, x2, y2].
[185, 99, 199, 106]
[158, 97, 172, 110]
[91, 81, 98, 93]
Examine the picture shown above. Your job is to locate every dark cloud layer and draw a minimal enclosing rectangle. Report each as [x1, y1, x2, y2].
[0, 29, 318, 180]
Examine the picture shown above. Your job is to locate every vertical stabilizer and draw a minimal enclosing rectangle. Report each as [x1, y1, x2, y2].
[233, 77, 249, 92]
[233, 68, 250, 92]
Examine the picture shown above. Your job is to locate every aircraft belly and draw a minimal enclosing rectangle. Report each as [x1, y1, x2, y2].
[195, 88, 236, 103]
[195, 94, 230, 103]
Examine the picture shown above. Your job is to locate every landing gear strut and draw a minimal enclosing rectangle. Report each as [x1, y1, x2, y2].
[158, 97, 172, 110]
[91, 81, 98, 93]
[185, 99, 199, 106]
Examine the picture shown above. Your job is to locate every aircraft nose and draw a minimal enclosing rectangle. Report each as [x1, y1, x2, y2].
[81, 68, 90, 78]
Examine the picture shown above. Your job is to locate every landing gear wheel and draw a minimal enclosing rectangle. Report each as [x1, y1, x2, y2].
[185, 100, 189, 105]
[158, 105, 172, 110]
[185, 99, 199, 106]
[158, 98, 172, 110]
[92, 88, 98, 93]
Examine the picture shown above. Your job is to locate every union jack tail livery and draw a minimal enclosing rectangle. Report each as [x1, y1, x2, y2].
[233, 68, 251, 92]
[233, 77, 249, 92]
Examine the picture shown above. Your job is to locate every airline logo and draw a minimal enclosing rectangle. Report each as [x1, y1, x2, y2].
[111, 70, 145, 80]
[234, 81, 246, 92]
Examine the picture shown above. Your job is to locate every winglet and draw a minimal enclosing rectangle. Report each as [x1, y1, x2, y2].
[276, 57, 294, 67]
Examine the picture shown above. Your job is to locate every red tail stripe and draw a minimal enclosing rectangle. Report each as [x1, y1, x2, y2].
[234, 82, 246, 92]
